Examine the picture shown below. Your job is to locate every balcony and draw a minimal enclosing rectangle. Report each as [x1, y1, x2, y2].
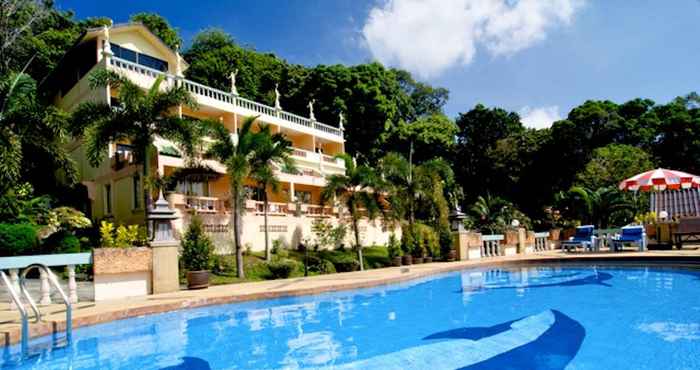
[169, 194, 224, 213]
[107, 57, 344, 139]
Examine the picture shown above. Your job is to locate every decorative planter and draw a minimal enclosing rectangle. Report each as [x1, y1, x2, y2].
[549, 228, 561, 241]
[391, 256, 402, 267]
[424, 256, 433, 263]
[187, 270, 210, 290]
[413, 257, 424, 264]
[93, 247, 153, 301]
[402, 255, 413, 265]
[447, 250, 457, 262]
[644, 224, 657, 239]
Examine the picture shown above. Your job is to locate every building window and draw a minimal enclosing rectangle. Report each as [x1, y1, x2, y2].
[133, 175, 141, 209]
[296, 191, 312, 204]
[177, 181, 209, 197]
[104, 184, 112, 215]
[110, 43, 169, 72]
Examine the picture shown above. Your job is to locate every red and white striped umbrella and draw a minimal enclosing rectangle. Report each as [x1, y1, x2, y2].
[619, 168, 700, 191]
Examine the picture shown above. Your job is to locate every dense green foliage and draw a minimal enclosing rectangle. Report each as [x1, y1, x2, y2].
[180, 216, 214, 271]
[0, 223, 38, 256]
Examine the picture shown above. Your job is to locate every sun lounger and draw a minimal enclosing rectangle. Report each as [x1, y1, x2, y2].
[612, 225, 646, 252]
[673, 217, 700, 249]
[561, 225, 597, 252]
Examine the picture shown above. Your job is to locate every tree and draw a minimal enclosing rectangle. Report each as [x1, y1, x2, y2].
[321, 154, 385, 270]
[469, 194, 512, 234]
[455, 104, 523, 205]
[563, 186, 633, 228]
[381, 114, 457, 163]
[0, 72, 75, 194]
[206, 116, 266, 278]
[72, 69, 198, 227]
[249, 124, 296, 262]
[130, 13, 182, 50]
[576, 144, 655, 190]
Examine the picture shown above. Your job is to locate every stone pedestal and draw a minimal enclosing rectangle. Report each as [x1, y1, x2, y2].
[93, 247, 152, 301]
[151, 242, 180, 294]
[504, 229, 519, 255]
[453, 231, 482, 260]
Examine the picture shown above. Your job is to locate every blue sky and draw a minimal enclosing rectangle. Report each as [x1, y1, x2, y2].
[61, 0, 700, 128]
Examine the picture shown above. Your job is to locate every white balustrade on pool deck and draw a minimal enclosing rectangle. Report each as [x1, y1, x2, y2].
[0, 253, 92, 308]
[482, 235, 505, 257]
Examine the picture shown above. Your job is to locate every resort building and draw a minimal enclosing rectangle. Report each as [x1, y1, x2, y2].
[49, 23, 394, 251]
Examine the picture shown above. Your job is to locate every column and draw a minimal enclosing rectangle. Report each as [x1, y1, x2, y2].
[289, 182, 296, 202]
[9, 269, 19, 310]
[67, 265, 78, 304]
[39, 268, 52, 305]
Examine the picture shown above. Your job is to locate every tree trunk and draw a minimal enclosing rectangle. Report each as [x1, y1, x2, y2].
[142, 148, 151, 238]
[263, 190, 271, 262]
[352, 215, 364, 271]
[232, 187, 245, 278]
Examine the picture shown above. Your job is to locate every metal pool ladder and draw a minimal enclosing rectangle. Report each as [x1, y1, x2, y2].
[1, 263, 73, 357]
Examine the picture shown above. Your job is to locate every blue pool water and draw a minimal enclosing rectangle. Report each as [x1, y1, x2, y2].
[2, 264, 700, 369]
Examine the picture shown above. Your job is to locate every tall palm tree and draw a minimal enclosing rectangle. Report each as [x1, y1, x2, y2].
[206, 116, 265, 278]
[322, 154, 385, 271]
[0, 71, 76, 193]
[249, 124, 296, 262]
[72, 68, 198, 226]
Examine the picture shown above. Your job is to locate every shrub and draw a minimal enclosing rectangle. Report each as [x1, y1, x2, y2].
[306, 255, 337, 274]
[99, 221, 115, 247]
[438, 225, 453, 260]
[387, 233, 402, 259]
[181, 216, 214, 271]
[42, 230, 81, 254]
[331, 254, 360, 272]
[212, 254, 236, 274]
[0, 223, 38, 256]
[266, 258, 300, 279]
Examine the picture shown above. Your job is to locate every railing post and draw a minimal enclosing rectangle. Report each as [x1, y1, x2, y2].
[39, 267, 52, 305]
[9, 269, 19, 310]
[67, 265, 78, 304]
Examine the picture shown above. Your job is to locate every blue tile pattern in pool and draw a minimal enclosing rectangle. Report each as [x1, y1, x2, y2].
[2, 264, 700, 369]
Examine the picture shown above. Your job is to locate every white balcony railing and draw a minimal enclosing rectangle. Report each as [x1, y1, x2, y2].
[108, 57, 343, 138]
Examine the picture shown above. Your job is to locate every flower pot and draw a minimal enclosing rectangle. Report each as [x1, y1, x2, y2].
[549, 228, 561, 241]
[391, 256, 402, 267]
[413, 257, 424, 264]
[402, 255, 413, 265]
[187, 270, 210, 290]
[424, 256, 433, 263]
[447, 250, 457, 262]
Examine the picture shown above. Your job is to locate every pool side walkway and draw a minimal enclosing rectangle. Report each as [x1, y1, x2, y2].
[1, 249, 699, 346]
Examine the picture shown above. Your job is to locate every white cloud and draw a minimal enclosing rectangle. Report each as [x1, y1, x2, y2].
[362, 0, 585, 78]
[518, 105, 561, 129]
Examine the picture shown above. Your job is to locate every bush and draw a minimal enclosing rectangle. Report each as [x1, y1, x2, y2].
[266, 258, 300, 279]
[438, 226, 453, 260]
[403, 223, 439, 258]
[0, 223, 38, 256]
[330, 254, 360, 272]
[181, 216, 214, 271]
[306, 255, 336, 274]
[387, 233, 402, 259]
[212, 254, 236, 275]
[42, 230, 81, 254]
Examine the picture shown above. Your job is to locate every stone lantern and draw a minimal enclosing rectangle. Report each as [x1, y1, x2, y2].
[148, 191, 178, 244]
[449, 206, 467, 233]
[147, 191, 181, 294]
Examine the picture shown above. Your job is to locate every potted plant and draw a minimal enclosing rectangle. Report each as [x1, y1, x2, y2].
[181, 216, 214, 289]
[401, 227, 414, 265]
[387, 234, 402, 266]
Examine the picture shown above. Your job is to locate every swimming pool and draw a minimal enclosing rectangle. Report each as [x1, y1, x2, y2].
[2, 264, 699, 369]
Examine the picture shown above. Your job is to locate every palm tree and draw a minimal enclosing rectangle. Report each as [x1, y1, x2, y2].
[206, 116, 265, 278]
[72, 68, 198, 226]
[249, 124, 296, 262]
[0, 71, 76, 193]
[566, 186, 632, 228]
[322, 154, 385, 271]
[469, 194, 511, 234]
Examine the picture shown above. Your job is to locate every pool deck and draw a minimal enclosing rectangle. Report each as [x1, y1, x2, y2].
[1, 248, 699, 346]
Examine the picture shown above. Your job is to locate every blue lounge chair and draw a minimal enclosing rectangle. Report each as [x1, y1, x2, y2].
[561, 225, 597, 252]
[612, 225, 646, 252]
